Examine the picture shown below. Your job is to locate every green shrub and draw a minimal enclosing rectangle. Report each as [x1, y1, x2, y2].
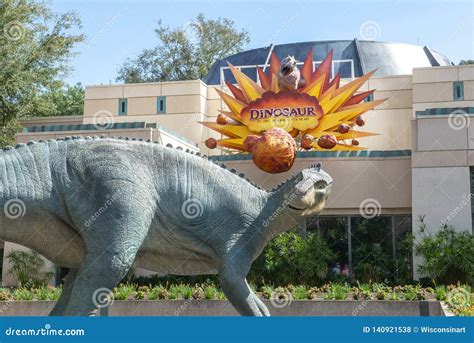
[113, 284, 136, 300]
[249, 231, 334, 286]
[203, 284, 217, 300]
[148, 286, 168, 300]
[292, 285, 308, 300]
[7, 251, 53, 287]
[415, 218, 474, 285]
[12, 288, 33, 301]
[324, 283, 350, 300]
[435, 286, 447, 301]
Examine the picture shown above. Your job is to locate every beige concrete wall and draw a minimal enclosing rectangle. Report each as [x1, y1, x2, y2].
[411, 65, 474, 279]
[218, 156, 412, 215]
[84, 80, 210, 151]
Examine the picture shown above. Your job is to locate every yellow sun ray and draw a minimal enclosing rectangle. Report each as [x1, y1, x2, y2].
[310, 142, 367, 151]
[215, 89, 247, 117]
[320, 70, 376, 114]
[218, 110, 242, 123]
[329, 131, 380, 140]
[199, 122, 255, 139]
[216, 137, 247, 151]
[228, 63, 265, 103]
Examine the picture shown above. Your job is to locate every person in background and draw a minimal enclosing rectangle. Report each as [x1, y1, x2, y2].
[341, 264, 350, 277]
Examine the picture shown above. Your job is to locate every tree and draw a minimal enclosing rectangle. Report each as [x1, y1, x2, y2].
[459, 60, 474, 65]
[117, 13, 250, 83]
[0, 0, 84, 146]
[31, 83, 84, 117]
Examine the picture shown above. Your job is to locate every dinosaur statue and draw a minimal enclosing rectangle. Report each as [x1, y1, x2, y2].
[0, 136, 333, 316]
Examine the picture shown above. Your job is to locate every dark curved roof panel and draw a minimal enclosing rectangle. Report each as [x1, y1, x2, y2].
[203, 39, 451, 85]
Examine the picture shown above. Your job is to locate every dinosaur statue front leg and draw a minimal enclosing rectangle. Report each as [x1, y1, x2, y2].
[60, 187, 154, 316]
[49, 268, 78, 316]
[219, 263, 270, 316]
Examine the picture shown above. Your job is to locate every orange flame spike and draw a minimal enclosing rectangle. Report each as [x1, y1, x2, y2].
[218, 110, 242, 123]
[302, 72, 325, 97]
[322, 70, 376, 114]
[216, 138, 247, 151]
[311, 49, 333, 89]
[344, 90, 375, 106]
[228, 63, 265, 103]
[257, 66, 271, 91]
[225, 81, 247, 103]
[215, 88, 247, 116]
[199, 122, 255, 139]
[326, 74, 341, 91]
[271, 73, 280, 93]
[269, 51, 281, 77]
[301, 49, 314, 84]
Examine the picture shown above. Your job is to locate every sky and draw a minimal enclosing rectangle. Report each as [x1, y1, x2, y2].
[50, 0, 474, 86]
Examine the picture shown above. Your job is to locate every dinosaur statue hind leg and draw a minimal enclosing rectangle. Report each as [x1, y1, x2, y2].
[60, 187, 154, 316]
[219, 260, 271, 316]
[49, 268, 78, 316]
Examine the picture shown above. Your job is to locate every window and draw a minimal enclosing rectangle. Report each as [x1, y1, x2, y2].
[157, 96, 166, 114]
[364, 93, 374, 102]
[118, 98, 127, 115]
[453, 81, 464, 101]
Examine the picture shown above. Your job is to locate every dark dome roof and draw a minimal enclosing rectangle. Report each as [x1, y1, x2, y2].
[203, 39, 451, 85]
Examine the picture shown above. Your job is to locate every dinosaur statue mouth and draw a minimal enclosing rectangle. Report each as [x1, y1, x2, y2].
[288, 204, 305, 211]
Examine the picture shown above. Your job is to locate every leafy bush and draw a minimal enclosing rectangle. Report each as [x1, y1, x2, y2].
[415, 219, 474, 285]
[202, 283, 218, 300]
[36, 286, 62, 301]
[113, 284, 136, 300]
[12, 288, 33, 301]
[7, 251, 53, 287]
[324, 283, 350, 300]
[248, 231, 334, 286]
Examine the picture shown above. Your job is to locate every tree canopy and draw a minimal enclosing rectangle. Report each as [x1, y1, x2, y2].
[116, 13, 250, 83]
[0, 0, 84, 146]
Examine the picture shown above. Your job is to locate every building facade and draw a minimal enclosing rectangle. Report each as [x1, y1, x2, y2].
[1, 40, 472, 285]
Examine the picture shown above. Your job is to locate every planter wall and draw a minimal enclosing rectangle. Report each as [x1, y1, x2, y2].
[0, 300, 444, 316]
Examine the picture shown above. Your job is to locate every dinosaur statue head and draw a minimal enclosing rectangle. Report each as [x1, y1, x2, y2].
[286, 163, 333, 217]
[280, 56, 298, 76]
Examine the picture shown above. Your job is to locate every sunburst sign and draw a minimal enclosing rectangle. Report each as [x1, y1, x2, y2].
[200, 50, 387, 173]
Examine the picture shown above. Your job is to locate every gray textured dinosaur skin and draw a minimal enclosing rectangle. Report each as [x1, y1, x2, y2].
[0, 137, 333, 316]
